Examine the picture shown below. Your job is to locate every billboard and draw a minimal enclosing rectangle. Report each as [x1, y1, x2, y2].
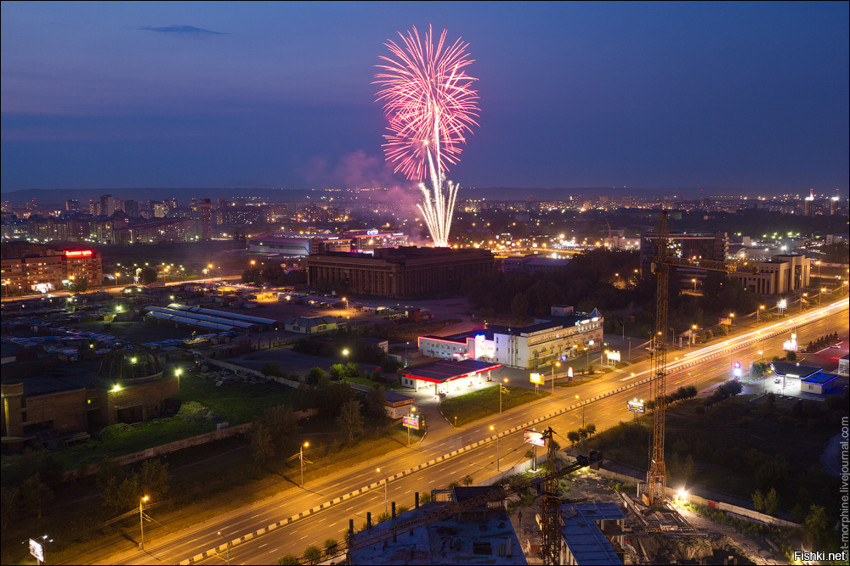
[529, 373, 544, 385]
[607, 351, 621, 362]
[64, 250, 93, 258]
[627, 399, 646, 414]
[29, 539, 44, 563]
[782, 333, 798, 352]
[402, 415, 420, 430]
[524, 430, 545, 447]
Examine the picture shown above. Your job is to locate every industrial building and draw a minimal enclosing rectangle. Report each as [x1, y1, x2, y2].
[246, 229, 408, 257]
[418, 306, 604, 370]
[307, 246, 495, 298]
[769, 361, 840, 395]
[144, 304, 276, 333]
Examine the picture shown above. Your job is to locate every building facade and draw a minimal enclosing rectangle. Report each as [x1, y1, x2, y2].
[1, 248, 102, 294]
[419, 307, 604, 370]
[307, 247, 495, 298]
[640, 231, 728, 277]
[731, 254, 811, 295]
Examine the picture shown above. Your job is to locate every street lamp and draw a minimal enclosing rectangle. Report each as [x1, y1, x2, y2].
[499, 378, 509, 413]
[299, 442, 310, 488]
[729, 313, 734, 329]
[376, 468, 389, 512]
[575, 395, 585, 427]
[217, 531, 230, 566]
[139, 495, 149, 550]
[551, 361, 560, 394]
[489, 425, 500, 471]
[819, 287, 827, 306]
[692, 278, 697, 292]
[757, 304, 765, 323]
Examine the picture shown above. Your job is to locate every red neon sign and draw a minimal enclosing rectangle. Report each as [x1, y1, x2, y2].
[64, 250, 93, 258]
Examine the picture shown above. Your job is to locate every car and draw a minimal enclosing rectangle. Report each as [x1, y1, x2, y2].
[774, 377, 781, 384]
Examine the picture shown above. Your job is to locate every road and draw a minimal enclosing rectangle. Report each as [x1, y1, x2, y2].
[91, 299, 848, 565]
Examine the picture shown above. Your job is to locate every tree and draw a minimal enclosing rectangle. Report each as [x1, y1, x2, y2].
[803, 505, 829, 549]
[462, 474, 474, 486]
[752, 489, 765, 512]
[336, 399, 364, 444]
[138, 458, 170, 499]
[277, 554, 300, 565]
[306, 367, 326, 385]
[510, 292, 529, 320]
[762, 487, 779, 516]
[262, 404, 299, 454]
[303, 544, 323, 565]
[584, 423, 596, 437]
[328, 363, 345, 380]
[250, 421, 276, 465]
[102, 473, 139, 514]
[71, 276, 89, 293]
[567, 431, 581, 446]
[1, 487, 19, 529]
[139, 267, 158, 285]
[323, 538, 339, 555]
[20, 474, 53, 519]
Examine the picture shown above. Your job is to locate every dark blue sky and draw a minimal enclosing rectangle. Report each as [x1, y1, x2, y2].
[2, 1, 848, 195]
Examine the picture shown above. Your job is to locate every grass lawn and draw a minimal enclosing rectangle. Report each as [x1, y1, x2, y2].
[440, 385, 551, 427]
[174, 370, 294, 424]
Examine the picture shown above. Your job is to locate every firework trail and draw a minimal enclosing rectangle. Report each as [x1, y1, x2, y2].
[375, 25, 479, 247]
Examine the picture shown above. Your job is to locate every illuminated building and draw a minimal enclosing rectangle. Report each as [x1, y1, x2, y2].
[0, 246, 102, 294]
[418, 306, 604, 370]
[731, 254, 811, 295]
[307, 246, 495, 298]
[640, 231, 728, 278]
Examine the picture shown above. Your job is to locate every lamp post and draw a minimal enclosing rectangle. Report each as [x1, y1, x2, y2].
[729, 313, 734, 329]
[499, 378, 509, 413]
[299, 442, 310, 488]
[819, 287, 827, 306]
[407, 407, 416, 447]
[217, 531, 230, 566]
[376, 468, 388, 512]
[139, 495, 149, 550]
[692, 278, 697, 293]
[757, 304, 765, 323]
[341, 348, 349, 365]
[551, 361, 560, 394]
[489, 425, 500, 471]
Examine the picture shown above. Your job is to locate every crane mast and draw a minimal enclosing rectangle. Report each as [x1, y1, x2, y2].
[646, 210, 669, 506]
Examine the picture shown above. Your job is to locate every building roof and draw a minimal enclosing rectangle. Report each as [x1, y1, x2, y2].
[349, 501, 526, 565]
[401, 359, 502, 384]
[802, 372, 839, 385]
[561, 502, 624, 565]
[284, 316, 337, 327]
[770, 361, 822, 379]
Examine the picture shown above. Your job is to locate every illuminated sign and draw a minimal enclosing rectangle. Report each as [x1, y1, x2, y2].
[627, 399, 646, 414]
[402, 415, 420, 430]
[567, 367, 574, 378]
[732, 361, 742, 379]
[607, 351, 621, 362]
[524, 430, 545, 446]
[530, 373, 544, 385]
[29, 539, 45, 563]
[782, 333, 798, 352]
[64, 250, 93, 258]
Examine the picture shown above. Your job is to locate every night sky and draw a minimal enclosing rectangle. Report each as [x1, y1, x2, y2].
[2, 1, 848, 195]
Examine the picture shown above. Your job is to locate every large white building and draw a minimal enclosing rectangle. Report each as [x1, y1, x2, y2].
[418, 306, 604, 370]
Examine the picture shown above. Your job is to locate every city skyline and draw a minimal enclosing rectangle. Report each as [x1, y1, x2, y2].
[2, 1, 848, 195]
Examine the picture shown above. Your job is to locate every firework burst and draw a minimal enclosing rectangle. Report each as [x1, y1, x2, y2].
[374, 25, 479, 247]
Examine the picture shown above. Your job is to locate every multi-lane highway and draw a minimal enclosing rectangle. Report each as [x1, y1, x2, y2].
[92, 298, 848, 566]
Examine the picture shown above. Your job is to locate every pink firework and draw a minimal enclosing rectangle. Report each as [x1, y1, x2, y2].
[375, 25, 479, 181]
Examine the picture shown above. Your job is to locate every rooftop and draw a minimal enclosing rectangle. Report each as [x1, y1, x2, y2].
[349, 501, 526, 565]
[770, 361, 823, 379]
[561, 502, 625, 565]
[401, 359, 502, 384]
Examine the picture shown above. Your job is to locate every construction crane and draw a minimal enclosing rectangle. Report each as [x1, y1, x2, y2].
[644, 210, 731, 507]
[322, 434, 601, 565]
